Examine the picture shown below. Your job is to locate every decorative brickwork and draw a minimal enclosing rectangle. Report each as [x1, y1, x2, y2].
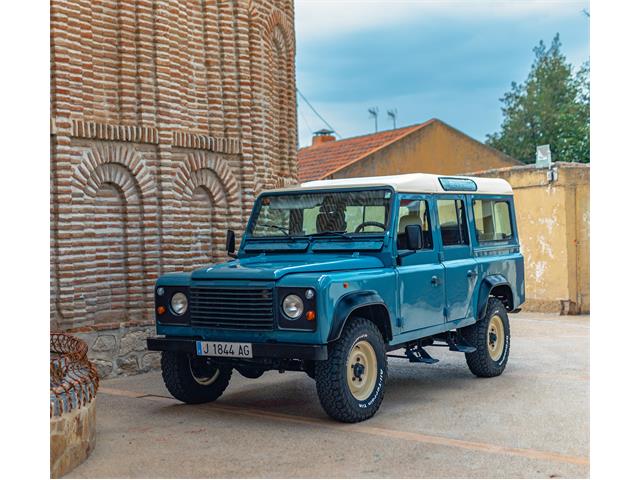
[51, 0, 297, 375]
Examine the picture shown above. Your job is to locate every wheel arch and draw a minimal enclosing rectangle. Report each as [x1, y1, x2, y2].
[328, 291, 392, 343]
[477, 274, 514, 318]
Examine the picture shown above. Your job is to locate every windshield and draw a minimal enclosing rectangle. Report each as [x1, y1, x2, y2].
[248, 189, 392, 239]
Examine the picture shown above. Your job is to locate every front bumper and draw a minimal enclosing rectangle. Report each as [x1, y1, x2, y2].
[146, 336, 328, 361]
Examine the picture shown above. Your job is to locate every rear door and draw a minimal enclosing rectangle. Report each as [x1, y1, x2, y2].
[395, 194, 445, 333]
[434, 195, 479, 322]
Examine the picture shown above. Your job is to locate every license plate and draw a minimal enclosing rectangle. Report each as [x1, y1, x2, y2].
[196, 341, 253, 359]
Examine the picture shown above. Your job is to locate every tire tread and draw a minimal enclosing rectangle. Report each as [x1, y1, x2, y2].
[315, 317, 387, 423]
[462, 297, 510, 377]
[161, 351, 232, 404]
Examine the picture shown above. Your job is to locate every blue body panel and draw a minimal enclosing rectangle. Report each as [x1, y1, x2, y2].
[154, 189, 525, 350]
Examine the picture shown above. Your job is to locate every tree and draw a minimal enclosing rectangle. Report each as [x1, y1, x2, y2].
[486, 34, 590, 163]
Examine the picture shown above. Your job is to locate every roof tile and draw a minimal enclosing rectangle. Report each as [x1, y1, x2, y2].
[297, 123, 426, 182]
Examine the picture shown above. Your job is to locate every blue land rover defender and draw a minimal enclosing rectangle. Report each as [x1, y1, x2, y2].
[147, 173, 525, 422]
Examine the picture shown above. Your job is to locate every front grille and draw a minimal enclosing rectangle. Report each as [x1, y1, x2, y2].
[190, 286, 275, 331]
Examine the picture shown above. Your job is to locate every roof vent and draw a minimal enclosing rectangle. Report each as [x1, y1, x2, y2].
[312, 128, 336, 146]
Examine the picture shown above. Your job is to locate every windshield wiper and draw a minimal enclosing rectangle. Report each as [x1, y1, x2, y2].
[309, 230, 353, 240]
[255, 223, 296, 241]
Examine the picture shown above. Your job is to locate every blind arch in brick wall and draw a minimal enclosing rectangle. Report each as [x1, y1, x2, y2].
[265, 9, 296, 180]
[170, 151, 243, 271]
[247, 6, 296, 189]
[63, 144, 158, 329]
[72, 143, 157, 199]
[173, 151, 241, 205]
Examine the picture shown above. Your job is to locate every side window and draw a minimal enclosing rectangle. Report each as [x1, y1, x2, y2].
[397, 199, 432, 250]
[436, 199, 469, 246]
[473, 199, 513, 242]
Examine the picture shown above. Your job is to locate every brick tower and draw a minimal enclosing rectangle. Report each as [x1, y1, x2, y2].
[50, 0, 298, 376]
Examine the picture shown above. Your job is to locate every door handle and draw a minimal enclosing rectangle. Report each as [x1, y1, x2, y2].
[467, 270, 478, 278]
[431, 276, 440, 286]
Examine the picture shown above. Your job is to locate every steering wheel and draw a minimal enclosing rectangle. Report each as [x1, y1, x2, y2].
[354, 221, 386, 233]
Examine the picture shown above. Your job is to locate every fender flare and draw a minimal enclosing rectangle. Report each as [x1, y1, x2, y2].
[328, 290, 392, 343]
[477, 274, 514, 319]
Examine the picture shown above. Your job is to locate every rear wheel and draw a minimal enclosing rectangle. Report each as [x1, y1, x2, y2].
[461, 297, 510, 377]
[161, 351, 232, 404]
[315, 317, 387, 422]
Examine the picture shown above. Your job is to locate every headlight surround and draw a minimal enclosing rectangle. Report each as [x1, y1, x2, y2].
[170, 292, 188, 316]
[282, 294, 304, 319]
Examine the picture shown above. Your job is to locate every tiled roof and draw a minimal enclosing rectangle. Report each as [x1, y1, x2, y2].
[297, 122, 428, 182]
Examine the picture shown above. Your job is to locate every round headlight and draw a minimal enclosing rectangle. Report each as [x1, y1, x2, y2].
[171, 292, 188, 315]
[282, 294, 304, 319]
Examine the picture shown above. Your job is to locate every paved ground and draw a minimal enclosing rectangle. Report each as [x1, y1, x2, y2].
[68, 312, 589, 479]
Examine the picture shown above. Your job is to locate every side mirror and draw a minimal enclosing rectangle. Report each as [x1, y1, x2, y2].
[225, 229, 237, 258]
[405, 224, 424, 251]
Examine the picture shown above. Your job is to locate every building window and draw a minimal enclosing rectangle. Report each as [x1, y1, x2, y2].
[397, 199, 433, 250]
[473, 199, 513, 242]
[437, 199, 469, 246]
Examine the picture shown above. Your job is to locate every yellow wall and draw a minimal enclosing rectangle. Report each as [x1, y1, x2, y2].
[327, 120, 520, 179]
[470, 163, 590, 314]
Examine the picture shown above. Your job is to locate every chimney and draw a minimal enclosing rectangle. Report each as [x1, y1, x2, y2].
[312, 128, 336, 146]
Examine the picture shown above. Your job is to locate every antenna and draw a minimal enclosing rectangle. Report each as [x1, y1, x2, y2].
[387, 108, 398, 129]
[368, 107, 379, 132]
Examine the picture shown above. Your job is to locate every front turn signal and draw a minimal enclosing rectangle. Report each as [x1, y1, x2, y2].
[157, 306, 166, 315]
[306, 310, 316, 321]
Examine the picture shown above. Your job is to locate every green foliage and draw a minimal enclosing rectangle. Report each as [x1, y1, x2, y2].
[486, 34, 590, 163]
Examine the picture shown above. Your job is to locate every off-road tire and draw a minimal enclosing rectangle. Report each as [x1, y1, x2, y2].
[161, 351, 232, 404]
[315, 317, 387, 423]
[462, 297, 510, 377]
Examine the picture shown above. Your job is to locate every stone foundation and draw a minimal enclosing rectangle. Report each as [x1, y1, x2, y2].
[521, 298, 584, 315]
[50, 398, 97, 478]
[74, 325, 161, 378]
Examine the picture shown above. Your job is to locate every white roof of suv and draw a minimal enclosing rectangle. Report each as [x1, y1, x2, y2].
[292, 173, 513, 195]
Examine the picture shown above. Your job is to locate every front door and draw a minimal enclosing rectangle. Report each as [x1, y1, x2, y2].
[395, 195, 445, 333]
[434, 196, 478, 322]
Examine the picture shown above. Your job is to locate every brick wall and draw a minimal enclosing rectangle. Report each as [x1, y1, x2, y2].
[50, 0, 298, 376]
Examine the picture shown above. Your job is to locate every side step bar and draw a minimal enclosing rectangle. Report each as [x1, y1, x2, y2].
[388, 346, 439, 364]
[446, 335, 476, 353]
[387, 333, 476, 364]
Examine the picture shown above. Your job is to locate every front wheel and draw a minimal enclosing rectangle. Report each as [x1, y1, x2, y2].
[161, 351, 232, 404]
[461, 297, 511, 377]
[315, 317, 387, 422]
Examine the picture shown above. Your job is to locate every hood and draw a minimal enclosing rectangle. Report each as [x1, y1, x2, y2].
[191, 255, 384, 281]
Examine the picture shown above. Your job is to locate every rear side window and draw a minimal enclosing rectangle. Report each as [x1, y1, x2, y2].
[436, 199, 469, 246]
[473, 199, 513, 242]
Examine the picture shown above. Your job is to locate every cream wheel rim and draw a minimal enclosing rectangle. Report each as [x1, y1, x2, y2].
[189, 359, 220, 386]
[347, 340, 378, 401]
[487, 315, 505, 361]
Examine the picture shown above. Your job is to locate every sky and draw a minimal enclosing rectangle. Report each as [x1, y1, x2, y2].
[294, 0, 590, 148]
